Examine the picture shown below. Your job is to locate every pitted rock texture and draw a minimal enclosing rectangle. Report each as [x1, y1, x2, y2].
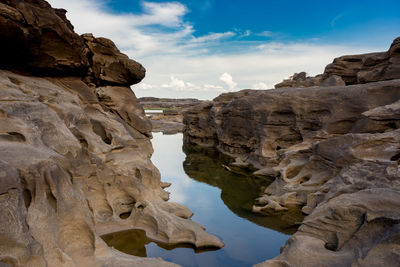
[184, 59, 400, 265]
[0, 0, 223, 266]
[0, 70, 223, 267]
[275, 36, 400, 88]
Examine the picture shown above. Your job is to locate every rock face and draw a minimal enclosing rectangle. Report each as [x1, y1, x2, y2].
[275, 37, 400, 88]
[83, 34, 146, 86]
[0, 0, 145, 85]
[183, 37, 400, 266]
[0, 0, 89, 75]
[0, 1, 223, 267]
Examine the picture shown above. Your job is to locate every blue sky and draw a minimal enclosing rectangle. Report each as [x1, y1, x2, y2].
[107, 0, 400, 45]
[48, 0, 400, 99]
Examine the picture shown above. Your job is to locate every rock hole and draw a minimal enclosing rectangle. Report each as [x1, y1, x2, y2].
[119, 211, 132, 219]
[324, 232, 338, 251]
[79, 138, 88, 148]
[285, 165, 303, 179]
[391, 153, 400, 161]
[90, 119, 112, 145]
[135, 168, 142, 179]
[137, 204, 145, 211]
[0, 132, 26, 142]
[385, 122, 397, 129]
[69, 128, 89, 148]
[276, 146, 282, 151]
[299, 175, 311, 184]
[22, 189, 32, 209]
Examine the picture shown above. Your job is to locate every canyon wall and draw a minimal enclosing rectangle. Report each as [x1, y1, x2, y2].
[0, 1, 222, 267]
[183, 37, 400, 266]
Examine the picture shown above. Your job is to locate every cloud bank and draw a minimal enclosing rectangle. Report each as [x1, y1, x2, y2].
[48, 0, 382, 100]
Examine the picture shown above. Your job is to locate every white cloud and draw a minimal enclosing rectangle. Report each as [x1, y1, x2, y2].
[160, 76, 228, 93]
[252, 82, 271, 89]
[191, 31, 236, 43]
[204, 84, 224, 92]
[139, 1, 187, 27]
[219, 72, 237, 92]
[258, 31, 274, 37]
[162, 76, 187, 90]
[239, 30, 252, 38]
[136, 83, 153, 90]
[47, 0, 386, 100]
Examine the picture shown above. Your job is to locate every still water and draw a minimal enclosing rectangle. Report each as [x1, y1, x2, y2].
[102, 133, 303, 267]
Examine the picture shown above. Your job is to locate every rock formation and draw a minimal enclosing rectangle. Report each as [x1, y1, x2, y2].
[275, 37, 400, 88]
[0, 1, 223, 267]
[183, 37, 400, 266]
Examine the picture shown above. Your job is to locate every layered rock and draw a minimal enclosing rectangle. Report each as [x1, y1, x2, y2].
[0, 1, 223, 267]
[275, 37, 400, 88]
[183, 37, 400, 266]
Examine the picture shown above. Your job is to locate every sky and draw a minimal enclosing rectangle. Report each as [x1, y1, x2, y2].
[47, 0, 400, 100]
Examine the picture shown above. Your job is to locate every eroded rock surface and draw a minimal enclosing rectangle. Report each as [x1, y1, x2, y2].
[275, 37, 400, 88]
[0, 1, 223, 267]
[183, 37, 400, 266]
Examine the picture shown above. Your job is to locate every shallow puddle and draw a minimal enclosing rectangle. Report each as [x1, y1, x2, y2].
[102, 133, 304, 267]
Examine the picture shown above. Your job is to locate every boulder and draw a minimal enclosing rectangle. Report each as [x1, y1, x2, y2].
[82, 34, 146, 86]
[0, 0, 89, 75]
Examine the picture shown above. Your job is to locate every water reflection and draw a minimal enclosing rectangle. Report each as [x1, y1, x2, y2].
[102, 133, 304, 267]
[182, 144, 304, 235]
[102, 229, 220, 257]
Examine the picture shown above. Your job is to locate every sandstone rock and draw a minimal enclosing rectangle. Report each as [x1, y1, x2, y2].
[275, 72, 324, 88]
[0, 70, 223, 267]
[185, 80, 400, 168]
[0, 0, 89, 75]
[0, 0, 223, 266]
[82, 34, 145, 86]
[184, 77, 400, 266]
[275, 36, 400, 88]
[96, 86, 152, 136]
[0, 1, 145, 87]
[325, 37, 400, 84]
[319, 74, 345, 86]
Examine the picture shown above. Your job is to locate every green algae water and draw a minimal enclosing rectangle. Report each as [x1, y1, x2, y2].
[102, 133, 303, 267]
